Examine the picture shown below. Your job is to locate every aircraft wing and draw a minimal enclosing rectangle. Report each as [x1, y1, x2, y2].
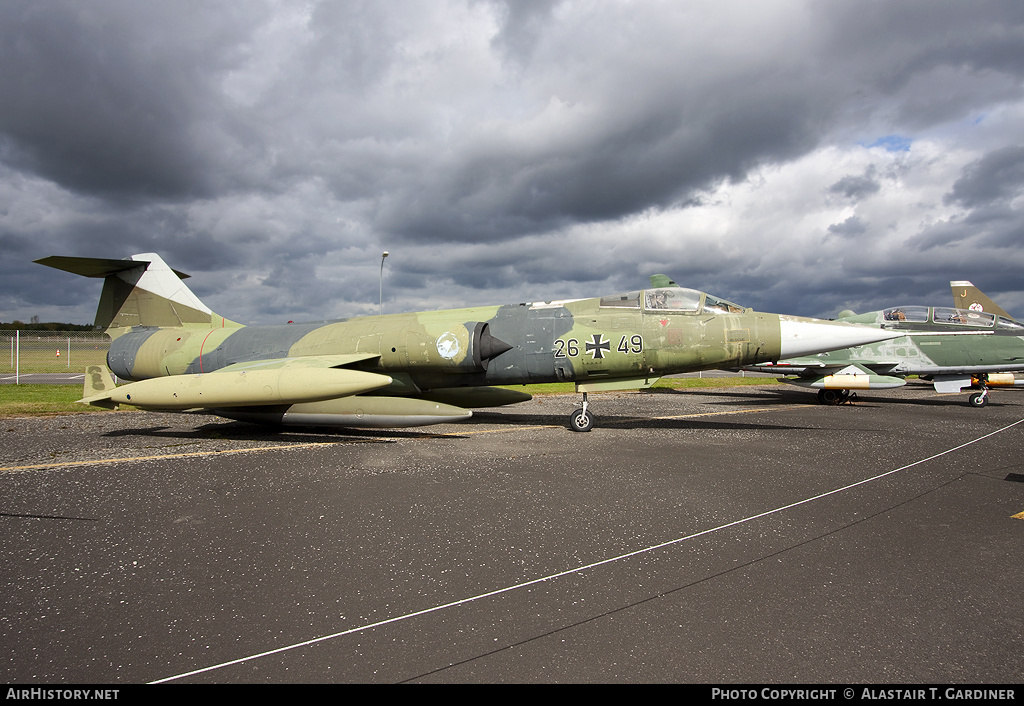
[80, 354, 392, 411]
[745, 358, 902, 376]
[745, 360, 907, 390]
[212, 354, 382, 374]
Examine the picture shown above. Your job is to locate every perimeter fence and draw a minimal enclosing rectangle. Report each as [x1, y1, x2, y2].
[2, 331, 110, 382]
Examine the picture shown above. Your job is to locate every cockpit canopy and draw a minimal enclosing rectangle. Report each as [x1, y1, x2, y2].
[859, 306, 1023, 331]
[599, 287, 746, 314]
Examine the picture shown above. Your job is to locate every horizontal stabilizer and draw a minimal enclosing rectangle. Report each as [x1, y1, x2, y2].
[35, 252, 239, 332]
[35, 255, 190, 280]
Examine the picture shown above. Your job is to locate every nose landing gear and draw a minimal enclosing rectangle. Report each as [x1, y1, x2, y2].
[568, 392, 594, 432]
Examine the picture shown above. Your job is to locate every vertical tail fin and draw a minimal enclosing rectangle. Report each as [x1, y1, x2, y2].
[950, 280, 1016, 320]
[35, 253, 241, 337]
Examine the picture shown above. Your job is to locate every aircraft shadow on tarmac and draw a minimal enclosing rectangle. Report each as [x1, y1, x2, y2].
[462, 408, 814, 432]
[96, 406, 814, 439]
[659, 382, 1022, 408]
[100, 419, 410, 444]
[645, 385, 809, 403]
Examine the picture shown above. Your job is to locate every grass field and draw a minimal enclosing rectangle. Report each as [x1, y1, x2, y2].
[0, 376, 780, 418]
[0, 385, 97, 417]
[2, 340, 109, 374]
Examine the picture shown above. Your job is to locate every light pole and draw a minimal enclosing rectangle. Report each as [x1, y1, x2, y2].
[379, 251, 389, 315]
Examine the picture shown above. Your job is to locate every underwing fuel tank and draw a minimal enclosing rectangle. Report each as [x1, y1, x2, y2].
[418, 386, 532, 408]
[788, 374, 906, 390]
[89, 368, 393, 410]
[212, 395, 473, 428]
[980, 373, 1024, 387]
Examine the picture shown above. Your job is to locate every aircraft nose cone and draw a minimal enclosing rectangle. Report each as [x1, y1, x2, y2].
[779, 317, 901, 359]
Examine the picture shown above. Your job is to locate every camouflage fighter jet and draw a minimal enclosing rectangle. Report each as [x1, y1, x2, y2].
[746, 282, 1024, 407]
[37, 253, 903, 431]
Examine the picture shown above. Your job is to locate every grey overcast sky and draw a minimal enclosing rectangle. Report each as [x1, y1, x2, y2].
[2, 0, 1023, 325]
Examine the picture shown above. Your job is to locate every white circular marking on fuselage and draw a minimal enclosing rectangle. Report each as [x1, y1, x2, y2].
[436, 332, 460, 359]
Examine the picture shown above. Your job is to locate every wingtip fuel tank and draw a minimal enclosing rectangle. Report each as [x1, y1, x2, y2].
[82, 367, 393, 411]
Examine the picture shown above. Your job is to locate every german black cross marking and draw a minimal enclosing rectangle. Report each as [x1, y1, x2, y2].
[586, 334, 611, 359]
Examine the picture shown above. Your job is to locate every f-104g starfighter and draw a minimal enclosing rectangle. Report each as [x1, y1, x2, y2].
[37, 255, 902, 431]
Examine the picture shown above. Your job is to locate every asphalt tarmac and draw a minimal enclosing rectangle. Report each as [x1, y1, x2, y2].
[2, 382, 1023, 684]
[1, 372, 86, 385]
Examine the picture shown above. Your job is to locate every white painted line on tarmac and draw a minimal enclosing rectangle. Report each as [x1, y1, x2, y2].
[150, 416, 1024, 683]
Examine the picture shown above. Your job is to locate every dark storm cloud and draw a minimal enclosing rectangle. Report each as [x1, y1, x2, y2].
[376, 80, 826, 242]
[828, 215, 869, 238]
[905, 145, 1024, 256]
[3, 0, 1024, 325]
[813, 0, 1024, 125]
[829, 168, 882, 200]
[0, 1, 270, 200]
[373, 1, 1024, 244]
[487, 0, 562, 64]
[944, 145, 1024, 208]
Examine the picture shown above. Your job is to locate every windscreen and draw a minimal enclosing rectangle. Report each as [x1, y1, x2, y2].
[643, 287, 702, 312]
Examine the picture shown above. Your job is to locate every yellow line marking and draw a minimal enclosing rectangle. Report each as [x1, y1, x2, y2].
[0, 442, 339, 474]
[635, 403, 810, 424]
[1012, 511, 1024, 520]
[446, 424, 560, 436]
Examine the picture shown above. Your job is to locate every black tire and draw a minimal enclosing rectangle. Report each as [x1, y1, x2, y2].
[817, 389, 843, 405]
[969, 392, 989, 407]
[569, 408, 594, 432]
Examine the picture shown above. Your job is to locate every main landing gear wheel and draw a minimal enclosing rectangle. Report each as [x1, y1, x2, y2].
[817, 389, 849, 405]
[568, 391, 594, 432]
[969, 374, 990, 408]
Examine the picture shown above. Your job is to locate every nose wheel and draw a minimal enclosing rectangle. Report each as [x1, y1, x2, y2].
[568, 392, 594, 432]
